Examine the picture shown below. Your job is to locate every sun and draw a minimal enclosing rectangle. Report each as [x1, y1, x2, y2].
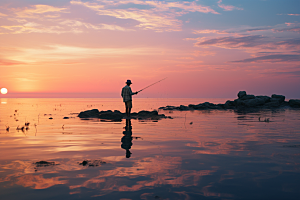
[1, 88, 8, 94]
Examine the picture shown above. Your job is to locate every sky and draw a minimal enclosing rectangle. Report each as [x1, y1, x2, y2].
[0, 0, 300, 98]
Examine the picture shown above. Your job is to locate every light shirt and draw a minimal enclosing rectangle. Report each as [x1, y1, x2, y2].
[121, 85, 134, 102]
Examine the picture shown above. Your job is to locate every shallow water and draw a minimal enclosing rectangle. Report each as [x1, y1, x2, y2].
[0, 98, 300, 200]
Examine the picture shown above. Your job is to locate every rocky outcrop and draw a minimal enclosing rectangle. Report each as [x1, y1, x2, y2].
[159, 91, 299, 111]
[289, 99, 300, 108]
[78, 109, 170, 121]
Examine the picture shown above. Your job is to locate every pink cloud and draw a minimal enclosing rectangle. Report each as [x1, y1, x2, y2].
[217, 0, 243, 11]
[0, 59, 25, 66]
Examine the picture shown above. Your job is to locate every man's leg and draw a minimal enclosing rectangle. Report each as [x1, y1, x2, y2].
[125, 105, 129, 117]
[128, 107, 131, 117]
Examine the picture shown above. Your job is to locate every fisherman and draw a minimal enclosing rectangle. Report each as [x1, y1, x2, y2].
[121, 80, 138, 117]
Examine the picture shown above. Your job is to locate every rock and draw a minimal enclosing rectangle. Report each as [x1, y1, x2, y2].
[289, 99, 300, 108]
[224, 100, 235, 108]
[189, 104, 206, 110]
[63, 117, 69, 119]
[244, 98, 265, 107]
[234, 99, 244, 107]
[203, 102, 216, 108]
[256, 96, 271, 103]
[238, 91, 247, 99]
[240, 94, 256, 100]
[179, 105, 189, 110]
[78, 109, 100, 118]
[98, 110, 123, 121]
[49, 117, 53, 119]
[78, 109, 169, 120]
[134, 110, 167, 120]
[159, 106, 176, 110]
[271, 94, 285, 103]
[35, 161, 56, 167]
[264, 101, 280, 108]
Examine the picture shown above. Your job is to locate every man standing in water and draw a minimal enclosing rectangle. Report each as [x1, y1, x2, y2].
[121, 80, 138, 118]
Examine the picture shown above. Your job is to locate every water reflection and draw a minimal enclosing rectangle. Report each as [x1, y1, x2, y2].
[121, 119, 133, 158]
[1, 99, 300, 199]
[0, 98, 7, 104]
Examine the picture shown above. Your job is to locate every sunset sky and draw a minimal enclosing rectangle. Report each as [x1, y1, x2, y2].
[0, 0, 300, 98]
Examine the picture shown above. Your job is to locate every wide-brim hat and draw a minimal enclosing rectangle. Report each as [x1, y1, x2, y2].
[126, 80, 132, 84]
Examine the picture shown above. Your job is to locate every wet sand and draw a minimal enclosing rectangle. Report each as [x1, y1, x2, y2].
[0, 98, 300, 200]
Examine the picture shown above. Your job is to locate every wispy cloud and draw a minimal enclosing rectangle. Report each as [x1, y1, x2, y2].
[13, 5, 69, 18]
[0, 12, 7, 17]
[4, 45, 164, 64]
[193, 29, 227, 34]
[196, 35, 268, 49]
[70, 0, 219, 32]
[288, 14, 300, 16]
[217, 0, 243, 11]
[0, 59, 26, 66]
[231, 54, 300, 63]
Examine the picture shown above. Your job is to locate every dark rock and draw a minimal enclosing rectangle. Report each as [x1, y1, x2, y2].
[78, 109, 100, 118]
[189, 104, 206, 110]
[134, 110, 167, 120]
[224, 100, 235, 108]
[289, 99, 300, 108]
[271, 94, 285, 103]
[78, 109, 169, 120]
[35, 161, 56, 167]
[159, 105, 176, 110]
[203, 102, 216, 108]
[99, 110, 123, 121]
[256, 96, 271, 103]
[237, 91, 247, 99]
[264, 101, 280, 108]
[244, 98, 265, 107]
[179, 105, 189, 110]
[49, 117, 53, 119]
[63, 117, 69, 119]
[240, 94, 256, 100]
[217, 104, 225, 109]
[234, 99, 244, 107]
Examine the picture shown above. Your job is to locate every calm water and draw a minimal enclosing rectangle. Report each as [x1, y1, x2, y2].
[0, 98, 300, 200]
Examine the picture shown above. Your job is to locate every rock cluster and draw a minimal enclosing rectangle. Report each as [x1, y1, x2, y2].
[159, 91, 300, 111]
[78, 109, 170, 121]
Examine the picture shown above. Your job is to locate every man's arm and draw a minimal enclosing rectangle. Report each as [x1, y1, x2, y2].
[121, 87, 125, 97]
[129, 88, 138, 95]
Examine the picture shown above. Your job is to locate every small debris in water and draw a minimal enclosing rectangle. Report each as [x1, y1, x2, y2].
[63, 117, 69, 119]
[16, 126, 25, 131]
[190, 122, 193, 125]
[49, 117, 53, 119]
[35, 161, 58, 167]
[79, 160, 106, 167]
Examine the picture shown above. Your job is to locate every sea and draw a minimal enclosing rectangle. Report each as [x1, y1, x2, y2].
[0, 98, 300, 200]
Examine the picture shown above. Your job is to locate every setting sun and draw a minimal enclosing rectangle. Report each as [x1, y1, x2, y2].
[1, 88, 8, 94]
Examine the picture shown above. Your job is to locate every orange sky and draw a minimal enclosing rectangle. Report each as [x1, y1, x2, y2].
[1, 0, 300, 98]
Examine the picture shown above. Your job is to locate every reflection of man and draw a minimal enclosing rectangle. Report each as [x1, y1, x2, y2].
[121, 80, 138, 118]
[121, 119, 133, 158]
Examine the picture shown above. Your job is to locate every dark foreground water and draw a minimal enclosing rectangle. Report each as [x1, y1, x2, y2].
[0, 98, 300, 200]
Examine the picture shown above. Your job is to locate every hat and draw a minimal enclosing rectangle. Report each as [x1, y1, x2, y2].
[126, 80, 132, 84]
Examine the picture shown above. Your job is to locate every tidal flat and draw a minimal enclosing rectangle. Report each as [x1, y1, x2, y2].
[0, 98, 300, 200]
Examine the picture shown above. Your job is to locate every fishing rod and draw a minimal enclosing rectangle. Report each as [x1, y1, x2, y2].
[137, 77, 167, 93]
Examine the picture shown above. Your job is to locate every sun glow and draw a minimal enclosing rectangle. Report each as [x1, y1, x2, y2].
[1, 88, 8, 94]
